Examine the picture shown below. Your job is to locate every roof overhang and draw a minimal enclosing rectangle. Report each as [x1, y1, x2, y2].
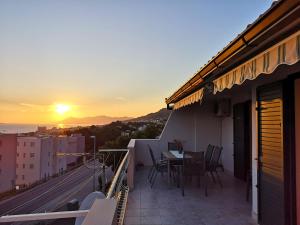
[166, 0, 300, 105]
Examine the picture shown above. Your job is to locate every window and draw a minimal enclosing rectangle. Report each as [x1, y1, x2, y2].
[30, 142, 35, 147]
[23, 142, 26, 147]
[29, 164, 34, 169]
[17, 152, 19, 157]
[23, 153, 26, 158]
[22, 175, 25, 180]
[30, 153, 35, 158]
[0, 155, 2, 161]
[22, 164, 25, 169]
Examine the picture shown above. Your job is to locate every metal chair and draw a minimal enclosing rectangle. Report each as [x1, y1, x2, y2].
[180, 151, 208, 196]
[204, 144, 215, 167]
[207, 146, 223, 187]
[168, 142, 179, 151]
[147, 145, 167, 188]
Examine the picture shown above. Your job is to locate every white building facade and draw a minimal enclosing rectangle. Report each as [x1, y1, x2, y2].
[52, 136, 68, 175]
[16, 136, 54, 187]
[66, 134, 85, 166]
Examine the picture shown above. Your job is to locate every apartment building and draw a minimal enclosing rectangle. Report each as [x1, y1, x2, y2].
[16, 136, 54, 187]
[0, 134, 17, 193]
[66, 134, 85, 166]
[52, 136, 68, 175]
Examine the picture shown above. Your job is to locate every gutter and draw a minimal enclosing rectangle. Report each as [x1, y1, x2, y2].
[166, 0, 299, 105]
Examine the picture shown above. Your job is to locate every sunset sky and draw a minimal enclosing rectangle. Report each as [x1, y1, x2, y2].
[0, 0, 272, 124]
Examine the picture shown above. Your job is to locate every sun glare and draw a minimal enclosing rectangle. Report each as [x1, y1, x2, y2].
[55, 104, 70, 115]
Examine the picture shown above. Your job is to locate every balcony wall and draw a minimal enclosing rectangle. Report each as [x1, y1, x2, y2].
[130, 102, 222, 167]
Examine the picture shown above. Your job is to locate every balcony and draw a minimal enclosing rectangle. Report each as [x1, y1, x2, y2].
[0, 142, 257, 225]
[125, 167, 257, 225]
[0, 149, 133, 225]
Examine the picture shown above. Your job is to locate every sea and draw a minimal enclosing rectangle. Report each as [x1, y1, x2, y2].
[0, 123, 88, 134]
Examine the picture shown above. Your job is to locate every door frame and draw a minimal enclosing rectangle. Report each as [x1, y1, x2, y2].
[257, 74, 299, 225]
[257, 81, 284, 224]
[233, 101, 252, 181]
[282, 73, 300, 225]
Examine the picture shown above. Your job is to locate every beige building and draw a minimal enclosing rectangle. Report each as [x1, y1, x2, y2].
[16, 136, 54, 186]
[0, 134, 17, 193]
[52, 136, 68, 175]
[66, 134, 85, 166]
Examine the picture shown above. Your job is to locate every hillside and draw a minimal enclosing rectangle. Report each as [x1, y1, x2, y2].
[128, 108, 171, 122]
[61, 115, 133, 125]
[61, 108, 171, 126]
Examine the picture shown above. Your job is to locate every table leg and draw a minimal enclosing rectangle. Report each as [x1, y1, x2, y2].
[168, 160, 171, 188]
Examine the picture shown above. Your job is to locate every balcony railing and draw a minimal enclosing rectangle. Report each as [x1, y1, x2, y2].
[0, 149, 131, 225]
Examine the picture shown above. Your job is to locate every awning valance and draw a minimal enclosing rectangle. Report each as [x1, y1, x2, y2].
[173, 88, 204, 110]
[213, 31, 300, 94]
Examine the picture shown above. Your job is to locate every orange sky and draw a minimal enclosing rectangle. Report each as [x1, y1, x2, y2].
[0, 1, 272, 124]
[0, 100, 164, 124]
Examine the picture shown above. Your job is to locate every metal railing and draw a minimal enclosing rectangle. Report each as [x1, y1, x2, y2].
[106, 149, 129, 199]
[0, 149, 131, 225]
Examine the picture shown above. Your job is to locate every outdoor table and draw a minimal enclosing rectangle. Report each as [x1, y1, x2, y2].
[161, 150, 184, 188]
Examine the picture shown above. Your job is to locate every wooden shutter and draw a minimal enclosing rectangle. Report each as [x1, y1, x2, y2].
[257, 83, 284, 225]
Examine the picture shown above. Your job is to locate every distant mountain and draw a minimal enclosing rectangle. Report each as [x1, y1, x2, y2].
[61, 108, 171, 126]
[61, 115, 133, 125]
[128, 108, 171, 122]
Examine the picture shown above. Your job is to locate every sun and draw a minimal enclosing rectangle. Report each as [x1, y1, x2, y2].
[55, 104, 70, 115]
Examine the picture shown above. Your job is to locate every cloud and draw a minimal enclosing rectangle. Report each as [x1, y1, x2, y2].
[19, 102, 52, 112]
[115, 96, 126, 101]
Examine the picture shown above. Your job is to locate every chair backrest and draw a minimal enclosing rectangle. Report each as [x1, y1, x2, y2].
[183, 151, 205, 175]
[210, 146, 223, 169]
[147, 145, 157, 167]
[168, 141, 183, 151]
[168, 142, 178, 151]
[204, 144, 214, 165]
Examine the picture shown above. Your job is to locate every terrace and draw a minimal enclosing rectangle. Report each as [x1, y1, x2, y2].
[125, 167, 257, 225]
[0, 146, 257, 225]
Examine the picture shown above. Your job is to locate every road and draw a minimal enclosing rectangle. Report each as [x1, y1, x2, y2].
[0, 163, 102, 217]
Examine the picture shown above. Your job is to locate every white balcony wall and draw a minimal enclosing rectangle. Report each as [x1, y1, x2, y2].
[132, 102, 220, 167]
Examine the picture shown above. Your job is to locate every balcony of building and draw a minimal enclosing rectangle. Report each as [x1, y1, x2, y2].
[125, 167, 257, 225]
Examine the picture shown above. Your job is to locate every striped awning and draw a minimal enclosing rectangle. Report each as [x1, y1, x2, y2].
[173, 88, 204, 110]
[213, 31, 300, 94]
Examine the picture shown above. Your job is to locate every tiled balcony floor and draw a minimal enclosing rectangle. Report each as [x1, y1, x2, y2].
[125, 167, 257, 225]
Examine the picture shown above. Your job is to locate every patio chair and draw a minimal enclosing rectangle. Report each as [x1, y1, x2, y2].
[147, 145, 167, 188]
[168, 142, 178, 151]
[168, 141, 183, 153]
[166, 141, 185, 186]
[207, 146, 223, 187]
[180, 151, 208, 197]
[204, 144, 215, 167]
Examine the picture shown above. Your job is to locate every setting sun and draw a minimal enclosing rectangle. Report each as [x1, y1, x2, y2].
[55, 104, 70, 115]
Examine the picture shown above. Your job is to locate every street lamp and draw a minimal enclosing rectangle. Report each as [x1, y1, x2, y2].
[90, 136, 96, 192]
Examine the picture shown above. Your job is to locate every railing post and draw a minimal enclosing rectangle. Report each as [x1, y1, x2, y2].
[127, 140, 136, 191]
